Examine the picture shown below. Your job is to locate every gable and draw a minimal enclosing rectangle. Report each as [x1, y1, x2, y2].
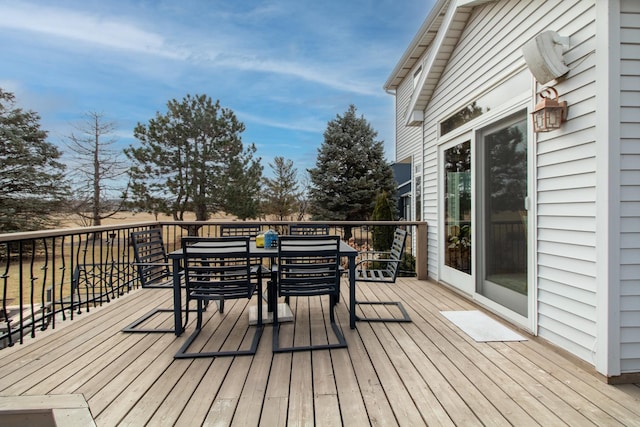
[385, 1, 490, 126]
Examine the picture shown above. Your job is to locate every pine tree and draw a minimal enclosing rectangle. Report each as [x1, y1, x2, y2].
[125, 94, 263, 222]
[262, 157, 300, 220]
[308, 105, 396, 239]
[0, 89, 69, 232]
[372, 191, 395, 251]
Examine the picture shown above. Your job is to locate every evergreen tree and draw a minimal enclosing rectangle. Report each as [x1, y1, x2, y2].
[125, 94, 263, 222]
[0, 89, 69, 232]
[262, 156, 300, 220]
[308, 105, 396, 239]
[372, 191, 395, 251]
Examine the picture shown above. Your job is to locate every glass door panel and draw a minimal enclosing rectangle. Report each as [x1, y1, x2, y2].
[478, 117, 528, 316]
[444, 140, 472, 275]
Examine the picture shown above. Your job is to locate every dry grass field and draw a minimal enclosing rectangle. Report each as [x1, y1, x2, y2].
[58, 211, 236, 228]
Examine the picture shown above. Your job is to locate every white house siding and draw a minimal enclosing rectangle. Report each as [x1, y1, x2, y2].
[415, 0, 604, 363]
[619, 0, 640, 374]
[395, 64, 425, 165]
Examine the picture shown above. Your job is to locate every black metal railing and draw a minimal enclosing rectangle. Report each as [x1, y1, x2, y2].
[0, 220, 425, 348]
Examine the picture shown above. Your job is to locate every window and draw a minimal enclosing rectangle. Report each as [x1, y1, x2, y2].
[414, 162, 422, 221]
[413, 66, 423, 89]
[440, 70, 529, 136]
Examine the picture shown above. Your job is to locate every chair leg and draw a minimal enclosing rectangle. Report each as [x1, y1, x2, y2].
[273, 295, 347, 353]
[121, 307, 175, 333]
[354, 300, 411, 323]
[122, 297, 202, 334]
[175, 294, 264, 359]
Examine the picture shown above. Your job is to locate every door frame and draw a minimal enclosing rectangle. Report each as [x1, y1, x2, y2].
[471, 102, 536, 332]
[438, 132, 475, 295]
[436, 97, 537, 332]
[474, 112, 530, 321]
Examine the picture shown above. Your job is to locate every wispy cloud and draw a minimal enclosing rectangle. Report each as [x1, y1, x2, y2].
[0, 3, 183, 59]
[0, 2, 384, 96]
[212, 55, 381, 96]
[237, 110, 323, 134]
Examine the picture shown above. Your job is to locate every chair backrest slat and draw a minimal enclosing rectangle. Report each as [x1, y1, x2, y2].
[385, 228, 407, 278]
[182, 237, 254, 300]
[220, 224, 262, 238]
[289, 224, 330, 236]
[277, 235, 340, 297]
[130, 229, 170, 287]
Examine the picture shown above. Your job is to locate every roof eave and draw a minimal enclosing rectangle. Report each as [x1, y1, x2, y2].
[383, 0, 451, 92]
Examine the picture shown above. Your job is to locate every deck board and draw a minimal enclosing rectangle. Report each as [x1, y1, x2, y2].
[0, 278, 639, 426]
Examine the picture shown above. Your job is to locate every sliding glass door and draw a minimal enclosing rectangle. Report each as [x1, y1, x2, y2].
[477, 115, 528, 316]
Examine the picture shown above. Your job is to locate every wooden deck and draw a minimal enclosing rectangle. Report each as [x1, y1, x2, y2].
[1, 277, 639, 426]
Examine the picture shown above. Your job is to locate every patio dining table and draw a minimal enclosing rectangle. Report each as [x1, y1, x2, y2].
[168, 239, 359, 336]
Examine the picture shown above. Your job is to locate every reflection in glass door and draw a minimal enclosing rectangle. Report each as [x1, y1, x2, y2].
[478, 116, 528, 316]
[442, 139, 472, 289]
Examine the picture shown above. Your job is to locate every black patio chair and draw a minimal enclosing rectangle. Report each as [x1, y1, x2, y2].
[175, 237, 263, 358]
[289, 224, 330, 236]
[123, 228, 187, 333]
[273, 235, 347, 352]
[220, 224, 262, 238]
[353, 228, 411, 323]
[220, 224, 269, 312]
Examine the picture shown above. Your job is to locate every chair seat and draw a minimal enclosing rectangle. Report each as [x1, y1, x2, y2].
[356, 269, 394, 281]
[354, 228, 412, 323]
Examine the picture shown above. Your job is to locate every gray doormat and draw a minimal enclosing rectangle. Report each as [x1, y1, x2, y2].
[440, 310, 527, 342]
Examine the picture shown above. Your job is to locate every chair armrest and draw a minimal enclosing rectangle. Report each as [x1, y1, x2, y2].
[358, 251, 392, 257]
[251, 265, 271, 274]
[356, 250, 392, 261]
[355, 258, 399, 268]
[132, 262, 172, 267]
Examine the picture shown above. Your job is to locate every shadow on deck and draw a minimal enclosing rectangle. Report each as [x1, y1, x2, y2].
[0, 277, 639, 426]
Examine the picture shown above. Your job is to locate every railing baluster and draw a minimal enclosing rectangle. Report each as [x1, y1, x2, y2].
[1, 242, 12, 347]
[29, 241, 36, 339]
[17, 241, 24, 344]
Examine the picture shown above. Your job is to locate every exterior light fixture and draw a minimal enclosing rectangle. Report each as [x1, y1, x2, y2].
[531, 87, 567, 132]
[522, 31, 570, 84]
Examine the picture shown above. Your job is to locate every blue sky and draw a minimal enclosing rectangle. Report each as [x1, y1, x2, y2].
[1, 0, 433, 177]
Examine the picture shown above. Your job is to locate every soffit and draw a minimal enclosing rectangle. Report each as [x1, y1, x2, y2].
[383, 0, 451, 91]
[407, 5, 474, 123]
[385, 1, 500, 126]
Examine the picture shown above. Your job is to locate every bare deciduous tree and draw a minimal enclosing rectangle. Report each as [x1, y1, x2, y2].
[65, 112, 128, 226]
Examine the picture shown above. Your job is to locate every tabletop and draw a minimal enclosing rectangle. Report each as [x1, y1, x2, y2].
[168, 240, 357, 258]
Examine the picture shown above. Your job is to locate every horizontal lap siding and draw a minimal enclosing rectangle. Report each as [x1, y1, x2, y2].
[424, 124, 438, 278]
[534, 1, 597, 363]
[421, 0, 599, 362]
[620, 0, 640, 373]
[395, 72, 423, 163]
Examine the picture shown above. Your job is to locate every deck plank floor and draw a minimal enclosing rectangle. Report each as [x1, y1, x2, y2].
[1, 278, 639, 426]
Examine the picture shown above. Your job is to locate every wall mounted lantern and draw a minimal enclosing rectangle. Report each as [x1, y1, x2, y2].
[531, 87, 567, 132]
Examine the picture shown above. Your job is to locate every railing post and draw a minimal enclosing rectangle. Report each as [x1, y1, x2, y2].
[416, 223, 428, 280]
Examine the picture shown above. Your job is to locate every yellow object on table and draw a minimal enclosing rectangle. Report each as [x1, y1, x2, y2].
[256, 234, 265, 248]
